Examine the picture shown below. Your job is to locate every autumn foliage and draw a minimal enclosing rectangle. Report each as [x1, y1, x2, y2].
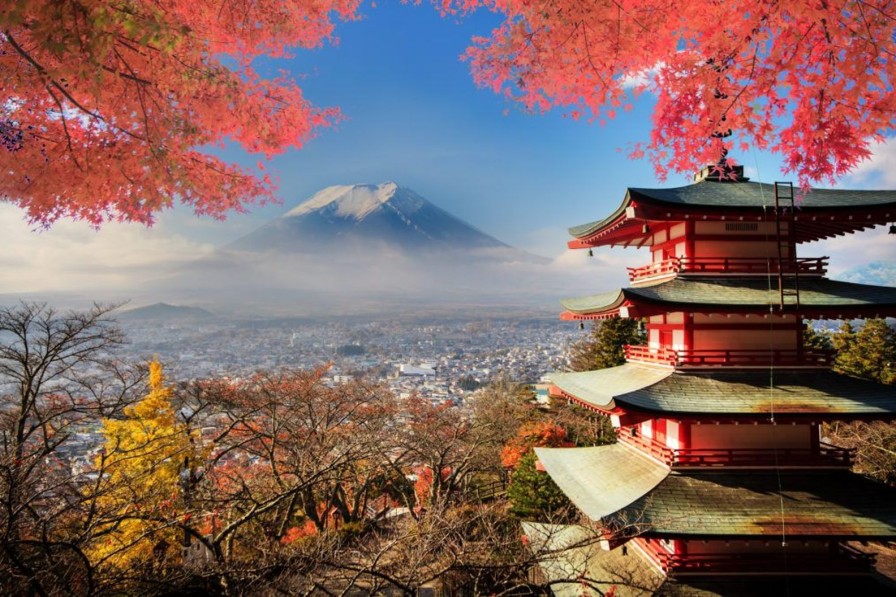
[1, 0, 357, 225]
[90, 358, 198, 570]
[0, 304, 644, 593]
[4, 1, 895, 226]
[460, 0, 896, 186]
[500, 421, 569, 469]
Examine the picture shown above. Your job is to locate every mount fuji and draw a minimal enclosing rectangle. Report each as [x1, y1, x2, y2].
[229, 182, 513, 254]
[150, 183, 576, 314]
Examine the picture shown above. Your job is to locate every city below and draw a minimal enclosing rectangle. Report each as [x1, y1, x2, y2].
[118, 310, 581, 401]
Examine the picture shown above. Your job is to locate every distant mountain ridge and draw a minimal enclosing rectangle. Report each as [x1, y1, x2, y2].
[120, 302, 214, 321]
[229, 182, 511, 253]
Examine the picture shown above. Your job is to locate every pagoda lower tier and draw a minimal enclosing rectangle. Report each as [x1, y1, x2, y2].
[535, 443, 896, 583]
[522, 521, 895, 596]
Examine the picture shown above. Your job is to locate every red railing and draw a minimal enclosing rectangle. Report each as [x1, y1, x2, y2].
[627, 256, 829, 283]
[623, 345, 678, 366]
[671, 442, 853, 468]
[657, 546, 874, 574]
[627, 260, 681, 282]
[619, 431, 674, 464]
[618, 433, 853, 468]
[624, 345, 835, 368]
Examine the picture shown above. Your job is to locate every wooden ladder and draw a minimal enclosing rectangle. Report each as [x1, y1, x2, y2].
[774, 182, 800, 310]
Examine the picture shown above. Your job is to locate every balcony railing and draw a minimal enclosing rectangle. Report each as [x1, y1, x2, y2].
[619, 433, 853, 468]
[620, 431, 674, 464]
[627, 256, 829, 283]
[624, 345, 679, 366]
[671, 442, 854, 468]
[624, 345, 835, 368]
[657, 545, 874, 574]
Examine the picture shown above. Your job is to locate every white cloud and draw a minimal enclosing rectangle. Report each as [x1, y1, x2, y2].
[619, 62, 664, 90]
[845, 136, 896, 188]
[546, 247, 641, 293]
[803, 226, 895, 277]
[0, 204, 215, 296]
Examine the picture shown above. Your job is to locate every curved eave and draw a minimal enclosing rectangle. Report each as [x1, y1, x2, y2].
[535, 444, 670, 521]
[560, 289, 628, 319]
[562, 278, 896, 320]
[568, 181, 896, 247]
[549, 365, 674, 413]
[568, 192, 632, 239]
[557, 368, 896, 418]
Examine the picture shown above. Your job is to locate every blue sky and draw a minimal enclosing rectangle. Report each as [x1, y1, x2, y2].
[164, 0, 790, 253]
[3, 1, 894, 298]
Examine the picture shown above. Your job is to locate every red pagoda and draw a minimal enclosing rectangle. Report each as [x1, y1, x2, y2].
[534, 165, 896, 594]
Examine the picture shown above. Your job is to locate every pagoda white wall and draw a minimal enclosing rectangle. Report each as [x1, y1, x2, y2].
[650, 223, 687, 261]
[689, 424, 811, 450]
[649, 419, 680, 449]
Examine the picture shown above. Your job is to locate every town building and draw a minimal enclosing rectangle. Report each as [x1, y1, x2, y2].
[535, 165, 896, 594]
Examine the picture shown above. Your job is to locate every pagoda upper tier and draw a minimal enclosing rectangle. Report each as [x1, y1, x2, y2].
[569, 178, 896, 248]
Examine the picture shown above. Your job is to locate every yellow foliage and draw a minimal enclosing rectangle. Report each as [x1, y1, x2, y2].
[88, 358, 196, 570]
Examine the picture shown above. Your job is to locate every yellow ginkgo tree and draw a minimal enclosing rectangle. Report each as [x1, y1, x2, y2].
[89, 358, 200, 572]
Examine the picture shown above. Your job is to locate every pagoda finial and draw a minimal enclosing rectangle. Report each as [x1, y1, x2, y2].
[693, 157, 750, 183]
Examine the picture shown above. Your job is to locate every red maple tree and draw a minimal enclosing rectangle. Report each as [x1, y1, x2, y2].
[1, 0, 358, 226]
[4, 1, 894, 225]
[460, 0, 896, 186]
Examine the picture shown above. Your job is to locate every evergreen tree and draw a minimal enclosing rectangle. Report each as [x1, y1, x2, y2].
[802, 323, 834, 352]
[567, 317, 645, 372]
[826, 319, 896, 487]
[832, 319, 896, 385]
[506, 452, 570, 519]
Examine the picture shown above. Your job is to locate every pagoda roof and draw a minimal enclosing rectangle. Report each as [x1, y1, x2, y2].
[550, 365, 896, 417]
[569, 180, 896, 245]
[560, 277, 896, 319]
[537, 447, 896, 538]
[626, 470, 896, 539]
[535, 443, 670, 520]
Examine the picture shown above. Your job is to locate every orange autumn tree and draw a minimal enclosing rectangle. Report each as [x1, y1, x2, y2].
[195, 368, 403, 553]
[500, 421, 568, 470]
[460, 0, 896, 186]
[503, 421, 571, 518]
[89, 359, 199, 571]
[1, 0, 358, 226]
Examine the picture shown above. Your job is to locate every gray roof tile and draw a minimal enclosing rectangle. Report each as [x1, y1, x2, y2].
[550, 365, 896, 415]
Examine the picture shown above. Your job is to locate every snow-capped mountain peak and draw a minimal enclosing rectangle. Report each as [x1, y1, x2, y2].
[228, 182, 510, 253]
[282, 182, 410, 221]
